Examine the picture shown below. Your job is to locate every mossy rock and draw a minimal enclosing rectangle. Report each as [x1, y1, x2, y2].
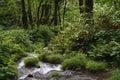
[27, 73, 33, 77]
[51, 71, 60, 77]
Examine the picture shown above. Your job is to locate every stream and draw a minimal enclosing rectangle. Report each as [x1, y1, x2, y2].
[17, 53, 107, 80]
[17, 53, 61, 80]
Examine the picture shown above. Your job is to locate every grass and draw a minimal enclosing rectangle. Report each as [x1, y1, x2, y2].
[86, 60, 107, 72]
[24, 57, 40, 67]
[109, 69, 120, 80]
[62, 53, 87, 70]
[46, 54, 63, 64]
[38, 52, 49, 61]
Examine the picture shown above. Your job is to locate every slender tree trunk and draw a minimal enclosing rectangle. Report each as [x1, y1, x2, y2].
[79, 0, 93, 15]
[85, 0, 93, 25]
[63, 0, 67, 27]
[54, 0, 58, 26]
[79, 0, 84, 13]
[58, 3, 61, 25]
[37, 0, 43, 25]
[21, 0, 28, 29]
[40, 4, 51, 24]
[28, 0, 33, 26]
[37, 0, 51, 25]
[85, 0, 93, 16]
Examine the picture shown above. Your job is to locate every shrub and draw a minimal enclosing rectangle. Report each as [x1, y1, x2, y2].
[49, 17, 94, 54]
[12, 44, 27, 60]
[62, 53, 87, 70]
[25, 44, 36, 52]
[86, 60, 107, 71]
[65, 51, 79, 59]
[34, 43, 45, 54]
[29, 25, 55, 45]
[0, 25, 4, 30]
[51, 71, 60, 77]
[2, 55, 18, 80]
[35, 48, 45, 55]
[46, 54, 63, 64]
[13, 30, 33, 52]
[0, 29, 32, 52]
[94, 3, 120, 29]
[38, 52, 49, 61]
[48, 26, 75, 54]
[24, 57, 40, 67]
[14, 31, 32, 47]
[109, 69, 120, 80]
[0, 30, 30, 80]
[89, 41, 120, 67]
[0, 65, 18, 80]
[0, 42, 27, 61]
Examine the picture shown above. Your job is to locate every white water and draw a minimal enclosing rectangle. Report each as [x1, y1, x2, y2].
[35, 62, 61, 74]
[17, 53, 61, 80]
[17, 53, 38, 69]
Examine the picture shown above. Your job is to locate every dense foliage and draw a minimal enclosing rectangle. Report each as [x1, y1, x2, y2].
[0, 0, 120, 80]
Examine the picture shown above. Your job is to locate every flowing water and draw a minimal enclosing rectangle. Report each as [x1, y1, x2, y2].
[17, 53, 61, 80]
[17, 53, 109, 80]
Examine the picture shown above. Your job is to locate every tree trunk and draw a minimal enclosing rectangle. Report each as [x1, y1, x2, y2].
[37, 0, 51, 25]
[63, 0, 67, 27]
[28, 0, 33, 26]
[85, 0, 93, 25]
[37, 0, 43, 25]
[54, 0, 58, 26]
[79, 0, 84, 13]
[85, 0, 93, 16]
[79, 0, 93, 15]
[21, 0, 28, 29]
[40, 4, 51, 24]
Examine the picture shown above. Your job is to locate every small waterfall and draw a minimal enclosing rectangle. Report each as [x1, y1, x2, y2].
[17, 52, 97, 80]
[17, 53, 61, 80]
[34, 62, 61, 74]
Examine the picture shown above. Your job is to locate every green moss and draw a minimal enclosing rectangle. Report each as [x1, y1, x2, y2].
[24, 57, 40, 67]
[36, 63, 40, 68]
[86, 60, 107, 71]
[51, 71, 60, 77]
[27, 73, 33, 77]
